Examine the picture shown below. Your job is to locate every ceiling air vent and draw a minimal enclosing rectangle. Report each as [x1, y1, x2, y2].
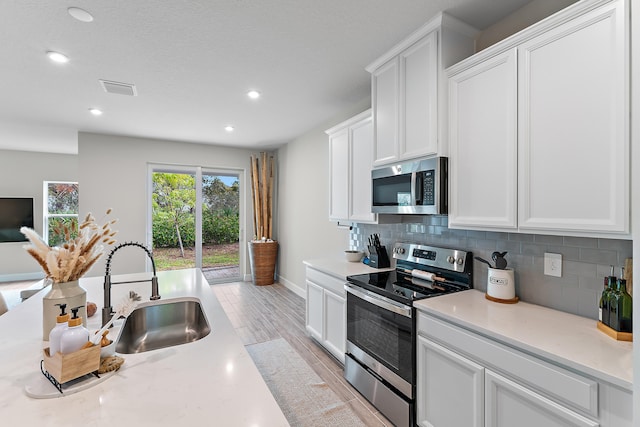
[99, 79, 137, 96]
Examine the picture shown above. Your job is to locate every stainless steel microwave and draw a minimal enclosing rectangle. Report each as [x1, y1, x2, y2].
[371, 157, 447, 215]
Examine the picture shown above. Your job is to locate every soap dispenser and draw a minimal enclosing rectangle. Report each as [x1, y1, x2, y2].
[60, 306, 89, 354]
[48, 303, 69, 355]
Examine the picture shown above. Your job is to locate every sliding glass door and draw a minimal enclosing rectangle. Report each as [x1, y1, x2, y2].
[201, 172, 240, 282]
[149, 165, 241, 283]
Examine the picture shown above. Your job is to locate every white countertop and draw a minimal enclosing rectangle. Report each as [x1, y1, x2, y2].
[415, 290, 633, 391]
[0, 268, 289, 426]
[303, 257, 394, 279]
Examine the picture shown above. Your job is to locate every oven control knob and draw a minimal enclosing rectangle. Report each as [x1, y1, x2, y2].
[447, 255, 455, 264]
[457, 258, 464, 265]
[395, 247, 405, 254]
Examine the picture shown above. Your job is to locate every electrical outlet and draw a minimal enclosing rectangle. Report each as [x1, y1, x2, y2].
[544, 253, 562, 277]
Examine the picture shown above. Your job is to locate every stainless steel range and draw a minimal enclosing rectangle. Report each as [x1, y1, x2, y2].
[344, 242, 473, 427]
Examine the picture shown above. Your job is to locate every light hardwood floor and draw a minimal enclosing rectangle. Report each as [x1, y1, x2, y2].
[211, 281, 393, 426]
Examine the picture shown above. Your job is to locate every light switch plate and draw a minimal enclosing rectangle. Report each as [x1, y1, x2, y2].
[544, 253, 562, 277]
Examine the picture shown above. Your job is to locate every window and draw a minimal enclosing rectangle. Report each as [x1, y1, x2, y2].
[44, 181, 79, 246]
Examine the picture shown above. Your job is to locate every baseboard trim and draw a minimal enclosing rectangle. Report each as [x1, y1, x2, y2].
[278, 275, 305, 299]
[0, 272, 45, 283]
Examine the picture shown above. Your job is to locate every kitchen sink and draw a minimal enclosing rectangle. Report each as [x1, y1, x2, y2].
[115, 297, 211, 354]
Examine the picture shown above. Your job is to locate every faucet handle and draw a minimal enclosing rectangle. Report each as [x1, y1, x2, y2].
[150, 276, 161, 301]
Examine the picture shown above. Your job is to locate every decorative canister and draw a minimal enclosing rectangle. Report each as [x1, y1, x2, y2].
[42, 279, 87, 340]
[486, 268, 516, 302]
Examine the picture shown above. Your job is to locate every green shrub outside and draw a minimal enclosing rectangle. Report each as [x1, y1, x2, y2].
[152, 209, 239, 248]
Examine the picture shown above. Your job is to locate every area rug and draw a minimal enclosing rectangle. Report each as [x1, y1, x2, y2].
[246, 338, 366, 427]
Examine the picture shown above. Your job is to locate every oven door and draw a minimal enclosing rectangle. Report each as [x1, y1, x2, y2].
[345, 284, 414, 397]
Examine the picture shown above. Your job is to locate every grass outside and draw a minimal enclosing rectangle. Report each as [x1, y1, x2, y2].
[154, 242, 239, 271]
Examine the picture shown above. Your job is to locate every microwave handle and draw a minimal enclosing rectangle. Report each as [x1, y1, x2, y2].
[411, 172, 423, 205]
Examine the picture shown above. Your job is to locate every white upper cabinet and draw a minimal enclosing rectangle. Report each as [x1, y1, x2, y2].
[401, 32, 439, 160]
[349, 117, 375, 222]
[447, 0, 629, 238]
[371, 61, 399, 165]
[448, 49, 518, 230]
[328, 128, 349, 220]
[326, 110, 376, 224]
[517, 0, 628, 234]
[367, 13, 477, 167]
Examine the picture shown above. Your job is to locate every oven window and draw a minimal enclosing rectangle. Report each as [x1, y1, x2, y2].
[346, 293, 413, 382]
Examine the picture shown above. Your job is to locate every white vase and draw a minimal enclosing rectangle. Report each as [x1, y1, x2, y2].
[42, 279, 87, 341]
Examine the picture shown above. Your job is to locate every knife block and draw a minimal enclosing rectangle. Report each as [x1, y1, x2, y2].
[368, 246, 390, 269]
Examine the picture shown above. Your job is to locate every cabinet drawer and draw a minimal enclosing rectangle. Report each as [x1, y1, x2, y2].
[418, 312, 598, 417]
[306, 267, 346, 296]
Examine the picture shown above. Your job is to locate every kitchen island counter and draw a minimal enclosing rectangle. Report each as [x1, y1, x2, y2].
[0, 268, 289, 426]
[415, 289, 633, 391]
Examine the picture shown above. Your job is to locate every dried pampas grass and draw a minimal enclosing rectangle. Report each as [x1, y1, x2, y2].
[21, 209, 118, 283]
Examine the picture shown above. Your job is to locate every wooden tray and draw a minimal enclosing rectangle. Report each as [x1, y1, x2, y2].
[25, 368, 117, 399]
[485, 293, 519, 304]
[43, 345, 100, 384]
[596, 321, 632, 342]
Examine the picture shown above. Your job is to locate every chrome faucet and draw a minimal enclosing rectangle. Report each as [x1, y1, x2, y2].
[102, 241, 160, 327]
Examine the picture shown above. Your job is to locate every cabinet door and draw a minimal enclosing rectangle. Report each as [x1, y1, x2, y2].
[305, 280, 323, 341]
[400, 31, 438, 160]
[448, 49, 518, 230]
[323, 289, 346, 362]
[328, 129, 349, 221]
[485, 370, 599, 427]
[518, 1, 628, 234]
[372, 58, 399, 166]
[416, 336, 484, 427]
[349, 117, 376, 223]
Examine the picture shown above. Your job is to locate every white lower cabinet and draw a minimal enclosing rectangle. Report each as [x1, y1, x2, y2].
[416, 336, 484, 427]
[485, 370, 598, 427]
[305, 266, 346, 363]
[416, 312, 632, 427]
[305, 280, 324, 342]
[322, 288, 346, 360]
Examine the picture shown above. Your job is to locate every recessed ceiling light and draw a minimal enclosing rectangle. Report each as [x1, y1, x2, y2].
[247, 90, 261, 99]
[68, 7, 94, 22]
[89, 108, 103, 116]
[46, 51, 69, 64]
[224, 125, 235, 132]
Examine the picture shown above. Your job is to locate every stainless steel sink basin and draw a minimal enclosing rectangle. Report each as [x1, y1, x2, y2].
[115, 297, 211, 354]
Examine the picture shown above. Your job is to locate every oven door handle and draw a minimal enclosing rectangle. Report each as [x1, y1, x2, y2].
[345, 284, 412, 318]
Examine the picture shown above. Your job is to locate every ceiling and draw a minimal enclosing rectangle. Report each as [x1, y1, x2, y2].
[0, 0, 533, 155]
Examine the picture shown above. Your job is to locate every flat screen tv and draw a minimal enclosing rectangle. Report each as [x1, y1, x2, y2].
[0, 197, 34, 243]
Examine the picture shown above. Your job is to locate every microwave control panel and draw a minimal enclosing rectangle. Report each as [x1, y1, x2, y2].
[422, 170, 435, 206]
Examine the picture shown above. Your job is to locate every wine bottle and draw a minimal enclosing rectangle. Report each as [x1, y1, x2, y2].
[609, 273, 622, 331]
[599, 276, 608, 324]
[603, 266, 617, 327]
[618, 269, 632, 333]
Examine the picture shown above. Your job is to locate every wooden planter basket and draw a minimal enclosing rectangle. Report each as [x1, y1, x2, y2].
[248, 241, 278, 286]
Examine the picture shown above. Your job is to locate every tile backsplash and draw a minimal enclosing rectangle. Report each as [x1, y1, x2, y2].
[351, 216, 632, 320]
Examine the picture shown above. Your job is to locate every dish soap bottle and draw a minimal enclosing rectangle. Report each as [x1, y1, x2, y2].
[42, 279, 87, 340]
[60, 306, 89, 354]
[48, 303, 69, 355]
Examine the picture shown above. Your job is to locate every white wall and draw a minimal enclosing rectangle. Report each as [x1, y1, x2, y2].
[78, 132, 258, 278]
[476, 0, 577, 51]
[276, 98, 370, 296]
[0, 149, 78, 281]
